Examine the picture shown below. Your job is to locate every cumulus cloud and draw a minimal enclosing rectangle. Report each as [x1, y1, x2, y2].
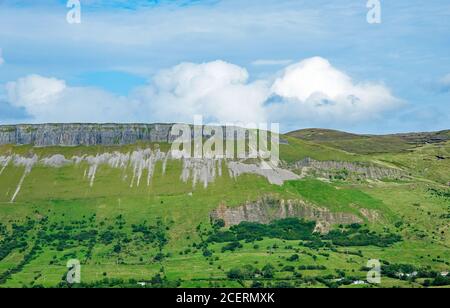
[134, 60, 269, 124]
[268, 57, 401, 124]
[6, 75, 66, 108]
[5, 75, 141, 123]
[3, 57, 401, 128]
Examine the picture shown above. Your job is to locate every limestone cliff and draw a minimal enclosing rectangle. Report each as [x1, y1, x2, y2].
[210, 196, 366, 233]
[290, 157, 405, 180]
[0, 123, 280, 147]
[0, 124, 176, 146]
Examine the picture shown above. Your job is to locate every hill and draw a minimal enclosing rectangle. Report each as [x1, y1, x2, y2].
[287, 128, 450, 155]
[0, 124, 448, 288]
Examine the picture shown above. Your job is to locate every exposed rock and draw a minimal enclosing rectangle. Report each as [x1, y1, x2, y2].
[83, 149, 167, 187]
[181, 158, 222, 188]
[290, 157, 405, 180]
[41, 155, 72, 168]
[0, 124, 176, 146]
[10, 155, 38, 203]
[0, 150, 303, 201]
[314, 221, 332, 234]
[13, 155, 38, 172]
[210, 196, 364, 233]
[359, 208, 381, 221]
[0, 123, 276, 147]
[228, 161, 300, 185]
[0, 156, 11, 175]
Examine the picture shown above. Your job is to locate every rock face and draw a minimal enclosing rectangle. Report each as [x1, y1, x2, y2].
[0, 123, 284, 147]
[211, 196, 364, 233]
[0, 124, 176, 146]
[290, 157, 405, 180]
[228, 161, 300, 185]
[2, 149, 301, 202]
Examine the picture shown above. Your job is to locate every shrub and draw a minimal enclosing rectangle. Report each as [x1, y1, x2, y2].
[262, 264, 275, 278]
[287, 254, 300, 262]
[221, 241, 243, 253]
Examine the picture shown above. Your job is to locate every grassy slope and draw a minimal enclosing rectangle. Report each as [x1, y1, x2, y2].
[280, 136, 362, 163]
[287, 128, 450, 155]
[373, 141, 450, 185]
[0, 137, 448, 288]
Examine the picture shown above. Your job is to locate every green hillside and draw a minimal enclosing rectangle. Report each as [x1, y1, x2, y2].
[0, 133, 449, 288]
[287, 128, 450, 155]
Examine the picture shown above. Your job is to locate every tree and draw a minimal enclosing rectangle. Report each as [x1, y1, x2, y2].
[262, 264, 275, 279]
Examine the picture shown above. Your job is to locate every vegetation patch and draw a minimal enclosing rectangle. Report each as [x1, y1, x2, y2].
[208, 219, 401, 248]
[284, 180, 386, 213]
[208, 218, 316, 243]
[427, 188, 450, 200]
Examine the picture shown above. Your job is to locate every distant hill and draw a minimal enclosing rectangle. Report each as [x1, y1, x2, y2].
[287, 128, 450, 155]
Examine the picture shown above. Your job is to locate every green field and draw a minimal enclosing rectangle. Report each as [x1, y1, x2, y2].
[0, 133, 449, 288]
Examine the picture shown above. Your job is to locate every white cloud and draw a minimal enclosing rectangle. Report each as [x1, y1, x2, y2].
[3, 57, 401, 128]
[0, 2, 324, 78]
[0, 48, 4, 66]
[134, 60, 269, 124]
[252, 59, 293, 66]
[6, 75, 66, 108]
[269, 57, 401, 124]
[6, 75, 141, 123]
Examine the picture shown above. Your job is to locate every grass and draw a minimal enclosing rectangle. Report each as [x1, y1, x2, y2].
[282, 179, 393, 220]
[0, 138, 449, 288]
[287, 128, 450, 155]
[373, 141, 450, 185]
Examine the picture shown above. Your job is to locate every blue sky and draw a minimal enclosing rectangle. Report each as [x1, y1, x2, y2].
[0, 0, 449, 133]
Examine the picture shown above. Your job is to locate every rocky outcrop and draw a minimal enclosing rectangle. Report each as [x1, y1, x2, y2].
[0, 124, 176, 146]
[210, 196, 364, 233]
[228, 161, 300, 185]
[2, 149, 303, 202]
[290, 157, 405, 180]
[0, 123, 285, 147]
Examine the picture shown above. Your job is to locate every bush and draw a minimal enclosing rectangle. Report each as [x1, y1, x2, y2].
[287, 254, 299, 262]
[227, 265, 258, 280]
[221, 241, 243, 253]
[209, 218, 316, 244]
[212, 219, 225, 230]
[323, 228, 401, 247]
[281, 266, 296, 272]
[262, 264, 275, 278]
[429, 275, 450, 286]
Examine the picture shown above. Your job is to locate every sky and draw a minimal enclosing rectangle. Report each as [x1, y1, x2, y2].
[0, 0, 449, 133]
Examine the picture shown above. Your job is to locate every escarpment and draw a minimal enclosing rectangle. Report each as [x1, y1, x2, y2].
[290, 157, 405, 180]
[0, 124, 177, 146]
[0, 123, 285, 147]
[210, 196, 367, 233]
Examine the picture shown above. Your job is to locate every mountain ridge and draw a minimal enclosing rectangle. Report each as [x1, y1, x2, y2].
[1, 123, 449, 148]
